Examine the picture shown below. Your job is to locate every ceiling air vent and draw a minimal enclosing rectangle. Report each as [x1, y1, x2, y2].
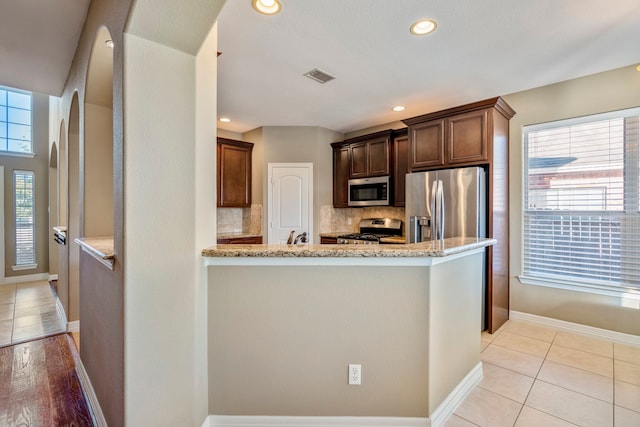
[303, 68, 336, 84]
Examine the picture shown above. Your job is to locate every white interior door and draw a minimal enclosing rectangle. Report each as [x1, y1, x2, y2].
[268, 163, 313, 244]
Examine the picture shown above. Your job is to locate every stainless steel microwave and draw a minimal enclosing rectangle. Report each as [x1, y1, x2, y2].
[348, 176, 390, 207]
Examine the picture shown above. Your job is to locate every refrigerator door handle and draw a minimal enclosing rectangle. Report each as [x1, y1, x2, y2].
[430, 180, 438, 240]
[437, 180, 445, 240]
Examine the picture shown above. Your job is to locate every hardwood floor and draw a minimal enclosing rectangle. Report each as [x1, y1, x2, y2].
[0, 334, 95, 426]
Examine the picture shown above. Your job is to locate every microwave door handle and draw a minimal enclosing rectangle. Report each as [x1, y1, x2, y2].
[430, 180, 438, 240]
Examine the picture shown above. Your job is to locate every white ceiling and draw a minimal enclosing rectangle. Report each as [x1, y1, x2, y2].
[0, 0, 90, 95]
[216, 0, 640, 134]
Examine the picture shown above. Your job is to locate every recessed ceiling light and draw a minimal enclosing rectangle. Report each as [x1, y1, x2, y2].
[105, 40, 114, 48]
[410, 19, 437, 36]
[636, 64, 640, 72]
[392, 106, 406, 112]
[219, 117, 231, 123]
[252, 0, 281, 15]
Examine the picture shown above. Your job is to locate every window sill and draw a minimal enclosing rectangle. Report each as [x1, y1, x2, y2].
[12, 263, 38, 271]
[1, 151, 35, 158]
[518, 274, 640, 301]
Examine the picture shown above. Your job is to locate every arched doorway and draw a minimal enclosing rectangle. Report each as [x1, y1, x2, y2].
[68, 93, 80, 321]
[84, 26, 114, 237]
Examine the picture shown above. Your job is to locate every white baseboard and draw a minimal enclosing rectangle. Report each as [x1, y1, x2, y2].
[205, 363, 483, 427]
[49, 274, 59, 281]
[67, 320, 80, 333]
[207, 416, 429, 427]
[428, 362, 483, 427]
[510, 311, 640, 347]
[76, 355, 107, 427]
[2, 272, 50, 284]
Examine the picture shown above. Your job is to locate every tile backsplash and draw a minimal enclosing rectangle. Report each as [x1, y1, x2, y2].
[217, 204, 262, 234]
[319, 205, 405, 234]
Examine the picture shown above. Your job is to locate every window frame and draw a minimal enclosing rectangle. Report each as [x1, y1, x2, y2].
[519, 107, 640, 300]
[0, 86, 34, 156]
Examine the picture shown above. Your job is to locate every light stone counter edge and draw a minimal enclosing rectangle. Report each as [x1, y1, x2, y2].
[74, 237, 115, 270]
[203, 237, 495, 267]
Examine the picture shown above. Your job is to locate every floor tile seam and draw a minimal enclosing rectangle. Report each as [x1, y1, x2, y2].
[447, 413, 481, 427]
[543, 355, 614, 380]
[481, 360, 537, 381]
[541, 357, 616, 383]
[534, 377, 616, 407]
[551, 341, 614, 359]
[614, 404, 640, 416]
[498, 329, 556, 346]
[487, 341, 548, 361]
[519, 403, 583, 427]
[614, 376, 640, 388]
[473, 382, 527, 408]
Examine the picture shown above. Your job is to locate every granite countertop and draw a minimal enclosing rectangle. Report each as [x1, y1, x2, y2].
[203, 237, 495, 258]
[217, 232, 263, 240]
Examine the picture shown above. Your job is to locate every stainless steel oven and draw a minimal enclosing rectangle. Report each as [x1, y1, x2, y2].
[348, 176, 390, 207]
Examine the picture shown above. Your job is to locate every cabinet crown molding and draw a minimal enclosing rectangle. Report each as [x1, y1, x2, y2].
[402, 96, 515, 126]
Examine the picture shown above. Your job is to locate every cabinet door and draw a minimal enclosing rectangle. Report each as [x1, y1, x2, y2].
[320, 236, 338, 244]
[217, 140, 252, 207]
[409, 119, 445, 171]
[349, 142, 368, 178]
[393, 135, 409, 206]
[447, 109, 488, 164]
[367, 136, 390, 176]
[333, 145, 350, 207]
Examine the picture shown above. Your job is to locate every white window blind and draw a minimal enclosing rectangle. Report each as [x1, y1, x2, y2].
[0, 87, 32, 154]
[522, 108, 640, 294]
[14, 170, 36, 266]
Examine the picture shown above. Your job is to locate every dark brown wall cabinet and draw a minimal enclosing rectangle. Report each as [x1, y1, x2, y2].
[349, 133, 391, 178]
[403, 97, 516, 333]
[331, 130, 393, 208]
[392, 130, 409, 207]
[405, 108, 491, 171]
[217, 138, 253, 208]
[331, 142, 350, 208]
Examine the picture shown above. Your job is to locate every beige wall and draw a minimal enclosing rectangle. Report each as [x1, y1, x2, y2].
[84, 103, 114, 237]
[0, 92, 50, 278]
[208, 252, 483, 417]
[503, 64, 640, 335]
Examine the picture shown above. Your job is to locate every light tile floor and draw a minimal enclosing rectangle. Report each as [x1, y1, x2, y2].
[0, 280, 66, 347]
[446, 319, 640, 427]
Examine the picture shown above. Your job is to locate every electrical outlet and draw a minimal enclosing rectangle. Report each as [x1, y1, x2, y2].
[348, 364, 361, 385]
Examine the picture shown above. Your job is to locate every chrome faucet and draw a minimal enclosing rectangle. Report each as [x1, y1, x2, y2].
[286, 230, 295, 244]
[293, 232, 307, 244]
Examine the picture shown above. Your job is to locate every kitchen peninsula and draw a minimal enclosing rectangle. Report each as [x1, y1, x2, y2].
[203, 237, 494, 425]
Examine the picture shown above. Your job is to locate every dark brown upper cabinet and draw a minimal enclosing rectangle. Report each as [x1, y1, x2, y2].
[331, 142, 350, 208]
[403, 98, 514, 171]
[217, 137, 253, 208]
[392, 129, 409, 207]
[346, 130, 391, 178]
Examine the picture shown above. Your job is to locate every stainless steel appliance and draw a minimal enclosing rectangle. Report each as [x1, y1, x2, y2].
[406, 166, 487, 329]
[405, 167, 486, 243]
[348, 176, 390, 207]
[337, 218, 402, 244]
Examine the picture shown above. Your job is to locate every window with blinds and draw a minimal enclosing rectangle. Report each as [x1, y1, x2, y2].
[14, 170, 36, 267]
[521, 108, 640, 295]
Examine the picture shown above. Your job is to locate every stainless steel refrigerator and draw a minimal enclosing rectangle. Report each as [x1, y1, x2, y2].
[406, 166, 488, 329]
[405, 166, 486, 243]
